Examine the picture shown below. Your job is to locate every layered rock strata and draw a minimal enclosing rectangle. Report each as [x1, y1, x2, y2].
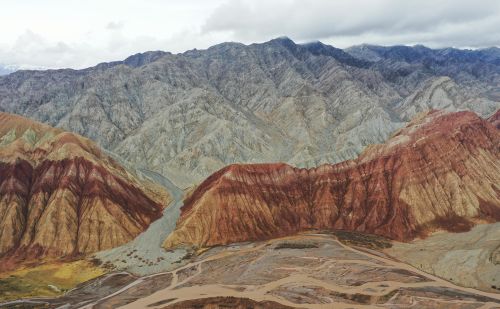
[165, 110, 500, 248]
[0, 112, 170, 264]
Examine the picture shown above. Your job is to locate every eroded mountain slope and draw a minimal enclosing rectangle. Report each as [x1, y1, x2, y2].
[0, 112, 170, 268]
[164, 110, 500, 248]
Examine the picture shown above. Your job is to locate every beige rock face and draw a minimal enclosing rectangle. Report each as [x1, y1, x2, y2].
[0, 112, 170, 268]
[387, 223, 500, 292]
[164, 110, 500, 248]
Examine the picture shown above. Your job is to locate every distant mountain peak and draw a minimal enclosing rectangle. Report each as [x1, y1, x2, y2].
[0, 64, 48, 76]
[269, 36, 297, 47]
[273, 35, 294, 41]
[123, 50, 170, 67]
[302, 40, 372, 68]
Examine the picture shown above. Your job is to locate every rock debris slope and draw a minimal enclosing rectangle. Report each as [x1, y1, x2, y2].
[0, 112, 170, 268]
[1, 38, 499, 185]
[164, 110, 500, 248]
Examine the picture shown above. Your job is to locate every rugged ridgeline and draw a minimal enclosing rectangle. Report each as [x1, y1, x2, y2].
[164, 110, 500, 248]
[0, 112, 170, 268]
[1, 39, 499, 185]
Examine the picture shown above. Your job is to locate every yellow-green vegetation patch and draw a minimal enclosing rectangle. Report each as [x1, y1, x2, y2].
[274, 241, 319, 250]
[333, 230, 393, 250]
[0, 260, 106, 302]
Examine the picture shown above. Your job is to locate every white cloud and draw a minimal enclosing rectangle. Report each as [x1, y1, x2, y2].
[0, 0, 499, 69]
[106, 21, 125, 31]
[204, 0, 500, 47]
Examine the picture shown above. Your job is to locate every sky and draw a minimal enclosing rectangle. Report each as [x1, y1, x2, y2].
[1, 0, 499, 69]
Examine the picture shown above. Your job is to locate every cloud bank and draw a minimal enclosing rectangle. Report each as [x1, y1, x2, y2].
[204, 0, 500, 47]
[1, 0, 499, 69]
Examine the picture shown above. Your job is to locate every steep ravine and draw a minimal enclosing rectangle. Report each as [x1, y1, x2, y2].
[95, 169, 189, 275]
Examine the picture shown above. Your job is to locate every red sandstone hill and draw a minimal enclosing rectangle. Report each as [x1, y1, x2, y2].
[0, 112, 170, 267]
[164, 110, 500, 248]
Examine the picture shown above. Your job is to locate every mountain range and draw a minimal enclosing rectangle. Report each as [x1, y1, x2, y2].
[1, 38, 500, 307]
[1, 38, 499, 186]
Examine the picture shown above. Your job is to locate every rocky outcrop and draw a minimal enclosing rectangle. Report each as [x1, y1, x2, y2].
[488, 109, 500, 129]
[0, 39, 499, 186]
[0, 112, 170, 266]
[164, 110, 500, 248]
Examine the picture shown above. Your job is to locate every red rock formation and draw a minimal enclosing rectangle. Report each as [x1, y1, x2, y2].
[164, 110, 500, 248]
[0, 112, 170, 266]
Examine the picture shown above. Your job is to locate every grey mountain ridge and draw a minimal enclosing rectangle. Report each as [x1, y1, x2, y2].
[1, 37, 499, 186]
[0, 65, 17, 76]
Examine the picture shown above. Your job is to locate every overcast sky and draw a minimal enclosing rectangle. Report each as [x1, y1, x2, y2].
[1, 0, 499, 69]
